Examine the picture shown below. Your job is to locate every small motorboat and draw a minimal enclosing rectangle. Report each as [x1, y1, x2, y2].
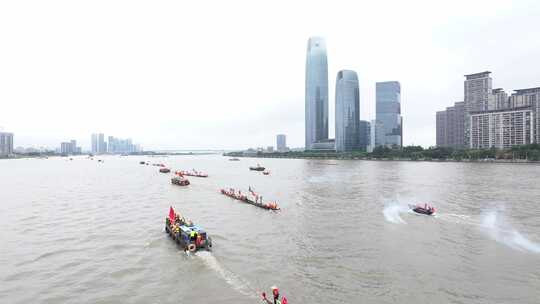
[171, 175, 190, 186]
[229, 158, 240, 161]
[165, 207, 212, 252]
[262, 170, 270, 175]
[139, 161, 146, 165]
[159, 167, 171, 173]
[249, 164, 265, 171]
[409, 204, 436, 216]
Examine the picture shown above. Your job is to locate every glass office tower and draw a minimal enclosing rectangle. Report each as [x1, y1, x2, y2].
[375, 81, 402, 147]
[305, 37, 329, 150]
[335, 70, 360, 152]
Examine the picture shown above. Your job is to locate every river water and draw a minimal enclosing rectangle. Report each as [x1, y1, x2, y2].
[1, 155, 539, 304]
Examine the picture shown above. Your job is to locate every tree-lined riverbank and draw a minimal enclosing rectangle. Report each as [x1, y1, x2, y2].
[225, 144, 540, 162]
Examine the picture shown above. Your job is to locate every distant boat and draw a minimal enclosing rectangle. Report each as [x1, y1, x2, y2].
[176, 170, 208, 178]
[249, 164, 265, 171]
[229, 158, 240, 161]
[171, 176, 190, 186]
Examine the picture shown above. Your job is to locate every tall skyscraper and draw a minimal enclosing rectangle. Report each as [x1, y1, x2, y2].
[276, 134, 287, 152]
[91, 133, 106, 154]
[98, 133, 106, 153]
[0, 132, 14, 156]
[335, 70, 360, 152]
[91, 134, 98, 154]
[305, 36, 329, 150]
[359, 120, 370, 151]
[464, 72, 492, 146]
[376, 81, 402, 147]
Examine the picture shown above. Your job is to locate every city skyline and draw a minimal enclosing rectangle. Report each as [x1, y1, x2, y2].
[1, 1, 540, 150]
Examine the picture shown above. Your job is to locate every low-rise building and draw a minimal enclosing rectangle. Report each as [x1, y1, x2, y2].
[310, 139, 335, 151]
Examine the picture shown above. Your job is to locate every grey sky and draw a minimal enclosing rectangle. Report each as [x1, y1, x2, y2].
[1, 0, 539, 150]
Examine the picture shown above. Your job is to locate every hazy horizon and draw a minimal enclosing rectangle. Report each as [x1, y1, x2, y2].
[1, 0, 539, 150]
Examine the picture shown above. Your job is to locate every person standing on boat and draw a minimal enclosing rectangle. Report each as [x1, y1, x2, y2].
[261, 286, 286, 304]
[189, 230, 198, 243]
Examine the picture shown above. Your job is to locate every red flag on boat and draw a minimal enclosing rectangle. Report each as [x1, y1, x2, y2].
[169, 206, 175, 222]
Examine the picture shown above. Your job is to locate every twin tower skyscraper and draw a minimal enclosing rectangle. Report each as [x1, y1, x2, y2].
[305, 37, 360, 151]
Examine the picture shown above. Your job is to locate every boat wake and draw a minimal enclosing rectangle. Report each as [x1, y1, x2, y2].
[436, 213, 474, 225]
[481, 210, 540, 254]
[196, 251, 258, 298]
[383, 203, 408, 224]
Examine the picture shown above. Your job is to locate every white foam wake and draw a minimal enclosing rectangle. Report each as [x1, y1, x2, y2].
[481, 211, 540, 254]
[383, 203, 408, 224]
[196, 251, 258, 298]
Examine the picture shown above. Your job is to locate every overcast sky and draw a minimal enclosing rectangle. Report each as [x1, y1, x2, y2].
[1, 0, 539, 150]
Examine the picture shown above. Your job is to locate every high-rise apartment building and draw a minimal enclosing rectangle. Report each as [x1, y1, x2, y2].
[376, 81, 402, 147]
[464, 72, 492, 146]
[0, 132, 14, 156]
[104, 136, 137, 154]
[470, 107, 533, 149]
[60, 142, 72, 155]
[488, 88, 509, 110]
[305, 37, 329, 150]
[508, 87, 540, 143]
[439, 71, 540, 150]
[436, 102, 466, 148]
[436, 111, 447, 147]
[335, 70, 360, 152]
[276, 134, 287, 152]
[60, 140, 80, 155]
[91, 133, 106, 154]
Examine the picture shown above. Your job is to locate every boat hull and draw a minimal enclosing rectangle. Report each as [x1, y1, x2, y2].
[165, 220, 212, 252]
[408, 204, 435, 215]
[220, 189, 279, 210]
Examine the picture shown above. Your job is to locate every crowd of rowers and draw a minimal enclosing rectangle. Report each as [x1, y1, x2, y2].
[167, 213, 204, 247]
[222, 188, 279, 210]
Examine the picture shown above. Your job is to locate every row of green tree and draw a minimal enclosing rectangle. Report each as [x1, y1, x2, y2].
[226, 144, 540, 161]
[369, 144, 540, 161]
